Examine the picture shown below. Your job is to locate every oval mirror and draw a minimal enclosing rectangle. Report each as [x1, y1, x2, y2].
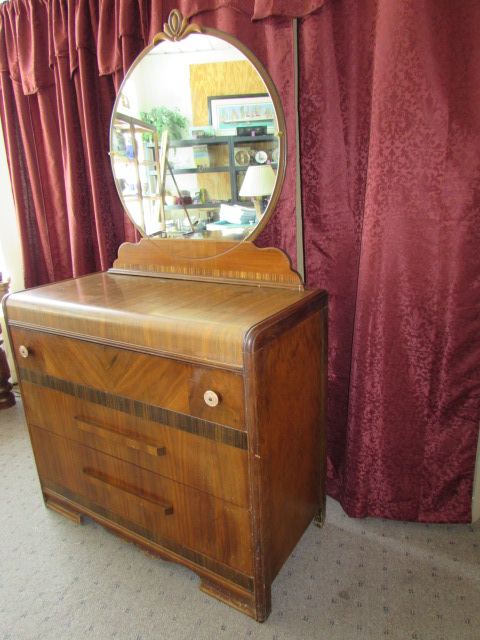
[110, 11, 286, 242]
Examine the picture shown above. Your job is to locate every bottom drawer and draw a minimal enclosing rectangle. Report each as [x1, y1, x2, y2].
[29, 426, 253, 576]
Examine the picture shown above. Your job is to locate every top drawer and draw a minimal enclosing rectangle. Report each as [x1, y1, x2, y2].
[10, 327, 245, 431]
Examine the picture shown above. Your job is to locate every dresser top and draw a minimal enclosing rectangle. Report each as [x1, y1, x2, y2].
[6, 272, 325, 369]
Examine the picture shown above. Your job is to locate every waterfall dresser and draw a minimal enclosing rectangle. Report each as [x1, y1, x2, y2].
[4, 239, 327, 621]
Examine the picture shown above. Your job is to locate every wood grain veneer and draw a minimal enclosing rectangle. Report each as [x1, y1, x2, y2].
[6, 271, 314, 368]
[111, 238, 304, 288]
[10, 327, 246, 430]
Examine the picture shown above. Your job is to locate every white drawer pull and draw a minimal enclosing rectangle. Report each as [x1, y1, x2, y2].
[19, 345, 30, 358]
[204, 390, 219, 407]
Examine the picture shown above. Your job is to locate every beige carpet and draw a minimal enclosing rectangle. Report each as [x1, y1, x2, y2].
[1, 392, 479, 640]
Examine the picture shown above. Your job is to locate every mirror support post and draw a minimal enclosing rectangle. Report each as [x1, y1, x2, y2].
[293, 18, 305, 281]
[158, 130, 169, 233]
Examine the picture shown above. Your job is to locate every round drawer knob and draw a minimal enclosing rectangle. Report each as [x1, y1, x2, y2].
[19, 345, 30, 358]
[203, 390, 219, 407]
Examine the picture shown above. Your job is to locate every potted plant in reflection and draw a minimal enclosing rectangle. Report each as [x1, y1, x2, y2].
[140, 107, 187, 141]
[140, 106, 187, 162]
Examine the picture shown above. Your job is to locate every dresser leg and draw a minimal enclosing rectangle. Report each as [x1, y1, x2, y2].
[199, 578, 260, 620]
[314, 498, 326, 528]
[44, 494, 84, 524]
[0, 277, 15, 410]
[0, 335, 15, 409]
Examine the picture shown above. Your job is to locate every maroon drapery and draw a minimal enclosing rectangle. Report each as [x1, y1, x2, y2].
[298, 0, 480, 522]
[0, 0, 479, 523]
[0, 0, 137, 285]
[0, 0, 297, 282]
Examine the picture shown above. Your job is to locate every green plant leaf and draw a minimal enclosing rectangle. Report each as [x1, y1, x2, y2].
[140, 106, 187, 141]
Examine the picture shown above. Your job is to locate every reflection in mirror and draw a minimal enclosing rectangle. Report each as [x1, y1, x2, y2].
[110, 22, 285, 241]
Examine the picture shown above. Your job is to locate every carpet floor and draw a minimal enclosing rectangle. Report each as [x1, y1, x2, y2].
[1, 392, 479, 640]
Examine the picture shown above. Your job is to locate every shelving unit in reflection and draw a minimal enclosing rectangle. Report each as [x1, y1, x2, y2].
[111, 112, 278, 237]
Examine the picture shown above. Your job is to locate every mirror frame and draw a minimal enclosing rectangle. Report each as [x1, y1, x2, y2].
[110, 10, 287, 243]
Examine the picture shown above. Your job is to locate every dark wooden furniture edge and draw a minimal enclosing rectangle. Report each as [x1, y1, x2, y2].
[19, 367, 247, 450]
[243, 290, 328, 621]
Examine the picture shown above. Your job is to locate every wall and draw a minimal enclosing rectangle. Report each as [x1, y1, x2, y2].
[189, 60, 265, 126]
[0, 125, 24, 382]
[473, 437, 480, 521]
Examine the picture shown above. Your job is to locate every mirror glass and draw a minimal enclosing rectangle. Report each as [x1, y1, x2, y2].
[110, 24, 285, 241]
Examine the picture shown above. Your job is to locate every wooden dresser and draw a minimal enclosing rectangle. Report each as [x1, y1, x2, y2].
[4, 239, 327, 621]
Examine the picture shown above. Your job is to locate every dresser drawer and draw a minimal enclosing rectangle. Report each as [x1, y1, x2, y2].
[11, 327, 245, 430]
[29, 426, 253, 575]
[22, 382, 249, 507]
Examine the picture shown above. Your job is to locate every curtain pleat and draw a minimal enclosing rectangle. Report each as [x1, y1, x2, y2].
[52, 59, 95, 275]
[0, 72, 50, 284]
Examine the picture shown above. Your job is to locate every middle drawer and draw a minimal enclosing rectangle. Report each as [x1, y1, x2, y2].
[22, 382, 249, 507]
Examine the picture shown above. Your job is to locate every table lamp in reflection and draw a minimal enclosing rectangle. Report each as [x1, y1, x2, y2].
[239, 165, 276, 221]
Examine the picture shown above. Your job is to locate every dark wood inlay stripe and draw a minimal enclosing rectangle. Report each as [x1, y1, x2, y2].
[42, 482, 254, 592]
[19, 367, 247, 450]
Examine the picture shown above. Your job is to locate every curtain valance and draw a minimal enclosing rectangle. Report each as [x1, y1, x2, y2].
[0, 0, 54, 94]
[0, 0, 330, 94]
[252, 0, 328, 19]
[180, 0, 329, 19]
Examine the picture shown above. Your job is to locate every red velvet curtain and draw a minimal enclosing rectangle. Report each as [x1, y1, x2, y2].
[0, 0, 297, 282]
[0, 0, 137, 286]
[0, 0, 479, 522]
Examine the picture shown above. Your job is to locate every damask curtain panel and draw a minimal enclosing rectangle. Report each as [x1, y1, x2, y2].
[298, 0, 480, 522]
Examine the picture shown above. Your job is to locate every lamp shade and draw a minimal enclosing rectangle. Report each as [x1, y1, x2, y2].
[239, 164, 276, 197]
